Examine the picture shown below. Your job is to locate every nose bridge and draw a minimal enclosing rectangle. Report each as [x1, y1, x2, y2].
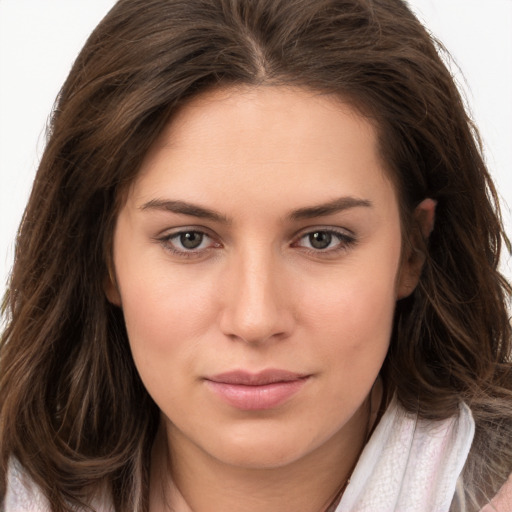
[220, 241, 291, 344]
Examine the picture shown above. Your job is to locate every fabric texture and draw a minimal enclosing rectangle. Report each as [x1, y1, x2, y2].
[336, 396, 475, 512]
[3, 397, 475, 512]
[3, 458, 50, 511]
[3, 458, 112, 512]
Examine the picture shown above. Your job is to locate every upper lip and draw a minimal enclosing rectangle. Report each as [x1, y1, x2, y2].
[205, 369, 309, 386]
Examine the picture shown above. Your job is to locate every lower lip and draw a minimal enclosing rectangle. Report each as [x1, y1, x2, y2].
[205, 378, 308, 410]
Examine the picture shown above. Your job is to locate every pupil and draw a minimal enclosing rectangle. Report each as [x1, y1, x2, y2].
[310, 231, 332, 249]
[180, 232, 203, 249]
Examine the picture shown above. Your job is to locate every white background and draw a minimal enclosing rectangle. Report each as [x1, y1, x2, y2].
[1, 0, 511, 298]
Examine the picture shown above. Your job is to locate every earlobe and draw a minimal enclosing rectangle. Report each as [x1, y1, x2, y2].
[396, 198, 437, 299]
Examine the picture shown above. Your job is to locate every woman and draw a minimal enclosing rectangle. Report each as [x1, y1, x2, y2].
[1, 0, 511, 510]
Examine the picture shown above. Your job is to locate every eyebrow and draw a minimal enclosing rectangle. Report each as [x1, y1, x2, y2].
[289, 196, 372, 220]
[140, 199, 230, 223]
[140, 196, 372, 222]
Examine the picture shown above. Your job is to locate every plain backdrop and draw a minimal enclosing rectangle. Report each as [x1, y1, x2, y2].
[1, 0, 511, 299]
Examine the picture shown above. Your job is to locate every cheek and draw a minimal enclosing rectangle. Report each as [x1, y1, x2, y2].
[117, 270, 222, 410]
[296, 245, 401, 387]
[115, 252, 219, 368]
[302, 262, 398, 341]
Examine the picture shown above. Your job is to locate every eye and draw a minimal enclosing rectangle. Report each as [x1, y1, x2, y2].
[294, 229, 356, 253]
[157, 229, 220, 257]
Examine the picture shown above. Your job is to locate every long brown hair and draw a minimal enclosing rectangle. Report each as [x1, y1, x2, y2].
[1, 0, 511, 510]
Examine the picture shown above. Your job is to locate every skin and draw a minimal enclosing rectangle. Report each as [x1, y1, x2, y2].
[481, 474, 512, 512]
[107, 86, 434, 511]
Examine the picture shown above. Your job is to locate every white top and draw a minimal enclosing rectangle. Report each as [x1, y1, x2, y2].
[3, 397, 476, 512]
[336, 396, 475, 512]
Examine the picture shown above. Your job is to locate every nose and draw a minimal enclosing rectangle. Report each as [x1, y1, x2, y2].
[218, 247, 295, 345]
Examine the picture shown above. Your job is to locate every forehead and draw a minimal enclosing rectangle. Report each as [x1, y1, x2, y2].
[128, 85, 397, 218]
[145, 85, 380, 163]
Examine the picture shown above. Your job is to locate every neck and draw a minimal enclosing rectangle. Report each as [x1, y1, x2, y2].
[149, 387, 382, 512]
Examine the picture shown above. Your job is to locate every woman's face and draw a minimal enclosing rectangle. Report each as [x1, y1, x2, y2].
[109, 86, 417, 470]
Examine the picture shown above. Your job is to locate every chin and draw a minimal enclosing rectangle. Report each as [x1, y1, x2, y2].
[213, 443, 309, 470]
[200, 421, 331, 470]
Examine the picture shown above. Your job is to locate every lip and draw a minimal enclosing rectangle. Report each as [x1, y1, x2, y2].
[204, 370, 310, 410]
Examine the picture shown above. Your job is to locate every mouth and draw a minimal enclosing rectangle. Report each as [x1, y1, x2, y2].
[204, 369, 311, 410]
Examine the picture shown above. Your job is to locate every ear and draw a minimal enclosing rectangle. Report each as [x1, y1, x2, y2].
[104, 265, 122, 306]
[396, 198, 436, 299]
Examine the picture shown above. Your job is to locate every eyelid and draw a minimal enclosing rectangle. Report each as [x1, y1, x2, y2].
[155, 224, 216, 238]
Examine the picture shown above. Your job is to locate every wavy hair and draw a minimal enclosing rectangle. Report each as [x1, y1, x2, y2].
[1, 0, 511, 510]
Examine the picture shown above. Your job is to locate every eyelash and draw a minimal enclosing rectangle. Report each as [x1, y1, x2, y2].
[156, 228, 356, 259]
